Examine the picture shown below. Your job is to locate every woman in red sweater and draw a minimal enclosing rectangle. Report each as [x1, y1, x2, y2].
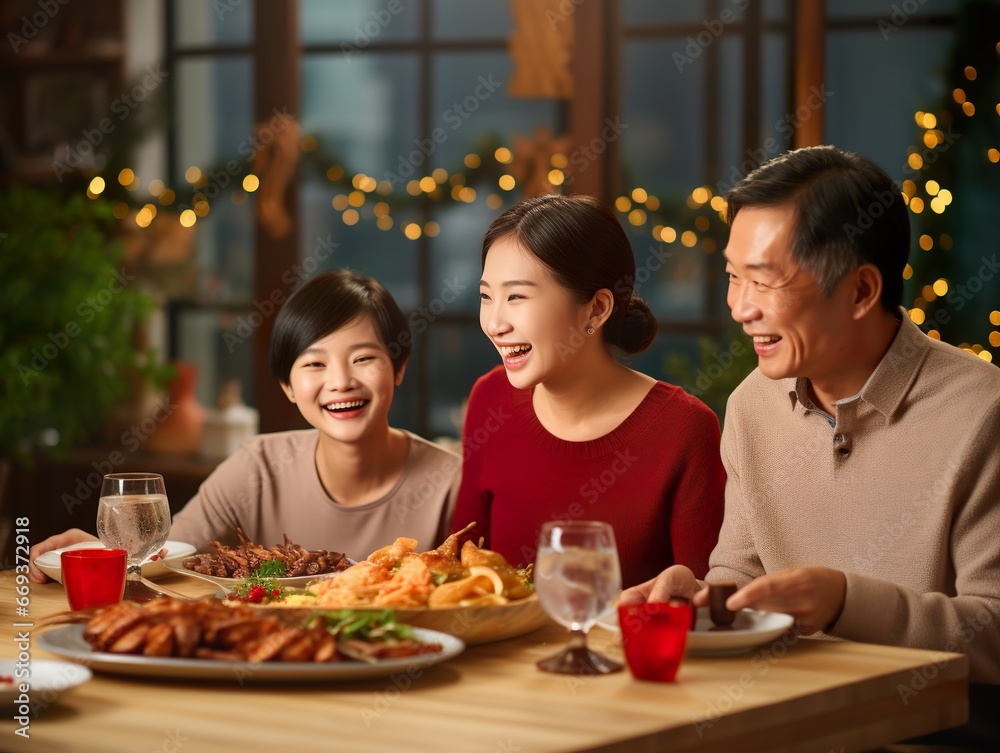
[453, 194, 725, 587]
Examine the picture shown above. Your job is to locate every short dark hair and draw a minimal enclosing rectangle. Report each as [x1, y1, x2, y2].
[269, 270, 410, 384]
[482, 194, 657, 354]
[725, 146, 910, 312]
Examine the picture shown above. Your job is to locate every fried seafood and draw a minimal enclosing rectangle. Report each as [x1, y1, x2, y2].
[81, 597, 438, 662]
[182, 528, 351, 578]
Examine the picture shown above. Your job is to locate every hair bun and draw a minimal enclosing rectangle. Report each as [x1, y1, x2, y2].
[606, 295, 657, 354]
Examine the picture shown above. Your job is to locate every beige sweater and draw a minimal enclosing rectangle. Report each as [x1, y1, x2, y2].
[170, 430, 460, 561]
[710, 315, 1000, 683]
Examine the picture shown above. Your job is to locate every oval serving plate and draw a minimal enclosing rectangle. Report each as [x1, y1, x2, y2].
[34, 541, 196, 584]
[160, 554, 344, 591]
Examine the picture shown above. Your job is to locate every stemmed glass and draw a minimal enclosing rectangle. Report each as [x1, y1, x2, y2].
[97, 473, 172, 603]
[534, 520, 623, 674]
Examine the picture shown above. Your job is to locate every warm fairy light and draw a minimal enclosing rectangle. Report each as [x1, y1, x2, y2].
[159, 189, 175, 206]
[450, 186, 463, 201]
[326, 165, 344, 181]
[179, 209, 197, 227]
[419, 176, 436, 193]
[914, 111, 925, 126]
[932, 279, 949, 297]
[990, 331, 1000, 347]
[376, 180, 392, 195]
[631, 188, 648, 203]
[923, 113, 937, 129]
[118, 168, 135, 186]
[646, 195, 661, 211]
[909, 309, 926, 325]
[193, 200, 210, 217]
[695, 216, 710, 232]
[424, 221, 440, 237]
[450, 173, 466, 186]
[184, 166, 202, 184]
[404, 223, 422, 240]
[940, 234, 953, 250]
[996, 104, 1000, 117]
[242, 174, 260, 192]
[681, 231, 697, 247]
[348, 190, 365, 207]
[351, 174, 365, 189]
[991, 311, 1000, 326]
[614, 196, 631, 213]
[928, 330, 941, 340]
[300, 135, 318, 152]
[908, 153, 923, 170]
[964, 65, 977, 81]
[464, 154, 481, 168]
[332, 195, 349, 211]
[710, 195, 726, 212]
[929, 197, 946, 214]
[925, 180, 940, 195]
[135, 206, 153, 228]
[88, 177, 106, 195]
[953, 88, 966, 104]
[486, 193, 503, 210]
[498, 174, 515, 191]
[913, 297, 927, 310]
[147, 179, 164, 197]
[938, 189, 953, 205]
[988, 148, 1000, 163]
[691, 186, 710, 205]
[901, 179, 916, 196]
[547, 169, 565, 186]
[494, 147, 512, 163]
[551, 153, 568, 169]
[628, 209, 646, 226]
[342, 209, 359, 225]
[979, 351, 993, 363]
[374, 201, 390, 217]
[922, 132, 937, 149]
[903, 264, 913, 280]
[376, 215, 393, 231]
[432, 168, 448, 184]
[962, 102, 975, 117]
[361, 176, 377, 192]
[406, 180, 421, 196]
[459, 187, 477, 202]
[660, 226, 677, 243]
[112, 202, 129, 219]
[919, 234, 933, 251]
[922, 285, 937, 302]
[909, 196, 924, 213]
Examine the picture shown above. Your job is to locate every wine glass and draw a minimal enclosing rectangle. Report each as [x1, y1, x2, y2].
[97, 473, 172, 603]
[534, 520, 623, 674]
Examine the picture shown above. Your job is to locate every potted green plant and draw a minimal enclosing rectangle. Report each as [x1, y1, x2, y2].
[0, 186, 168, 477]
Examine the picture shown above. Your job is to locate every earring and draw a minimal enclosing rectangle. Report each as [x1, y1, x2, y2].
[587, 325, 595, 335]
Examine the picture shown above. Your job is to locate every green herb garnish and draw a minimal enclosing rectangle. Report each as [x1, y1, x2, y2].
[308, 609, 416, 642]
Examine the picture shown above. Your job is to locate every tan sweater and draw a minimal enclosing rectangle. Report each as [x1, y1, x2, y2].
[170, 430, 460, 561]
[710, 315, 1000, 683]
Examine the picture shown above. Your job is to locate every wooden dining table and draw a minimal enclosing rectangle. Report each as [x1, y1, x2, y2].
[2, 570, 968, 753]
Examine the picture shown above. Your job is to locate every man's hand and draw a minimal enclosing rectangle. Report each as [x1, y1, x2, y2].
[693, 567, 846, 635]
[27, 529, 98, 583]
[619, 565, 698, 605]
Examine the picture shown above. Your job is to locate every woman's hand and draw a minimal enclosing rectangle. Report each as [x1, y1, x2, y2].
[619, 565, 698, 605]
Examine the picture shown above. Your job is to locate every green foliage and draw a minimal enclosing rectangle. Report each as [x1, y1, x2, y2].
[0, 187, 165, 463]
[663, 324, 759, 421]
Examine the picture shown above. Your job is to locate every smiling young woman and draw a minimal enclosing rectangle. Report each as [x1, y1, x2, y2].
[452, 195, 726, 587]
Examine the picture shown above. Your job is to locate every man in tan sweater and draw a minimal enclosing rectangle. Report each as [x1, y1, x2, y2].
[624, 146, 1000, 745]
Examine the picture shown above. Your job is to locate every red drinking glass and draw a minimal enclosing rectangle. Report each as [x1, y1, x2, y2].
[618, 600, 692, 682]
[61, 549, 127, 610]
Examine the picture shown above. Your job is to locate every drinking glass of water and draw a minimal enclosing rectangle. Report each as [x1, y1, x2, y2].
[97, 473, 171, 603]
[534, 520, 623, 674]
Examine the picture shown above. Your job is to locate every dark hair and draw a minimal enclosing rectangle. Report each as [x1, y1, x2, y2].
[725, 146, 910, 313]
[481, 194, 657, 354]
[269, 270, 410, 383]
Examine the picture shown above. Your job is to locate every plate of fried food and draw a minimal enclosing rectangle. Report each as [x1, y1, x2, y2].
[162, 529, 352, 592]
[240, 523, 552, 645]
[37, 597, 463, 682]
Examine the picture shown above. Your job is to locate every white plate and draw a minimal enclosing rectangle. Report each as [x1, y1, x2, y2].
[0, 659, 92, 705]
[161, 555, 345, 591]
[598, 606, 795, 654]
[34, 541, 197, 584]
[37, 625, 463, 682]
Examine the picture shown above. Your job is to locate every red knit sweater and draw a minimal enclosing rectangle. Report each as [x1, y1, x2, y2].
[453, 366, 726, 587]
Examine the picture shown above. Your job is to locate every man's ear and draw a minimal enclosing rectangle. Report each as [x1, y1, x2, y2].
[394, 358, 409, 387]
[280, 380, 296, 403]
[852, 263, 884, 320]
